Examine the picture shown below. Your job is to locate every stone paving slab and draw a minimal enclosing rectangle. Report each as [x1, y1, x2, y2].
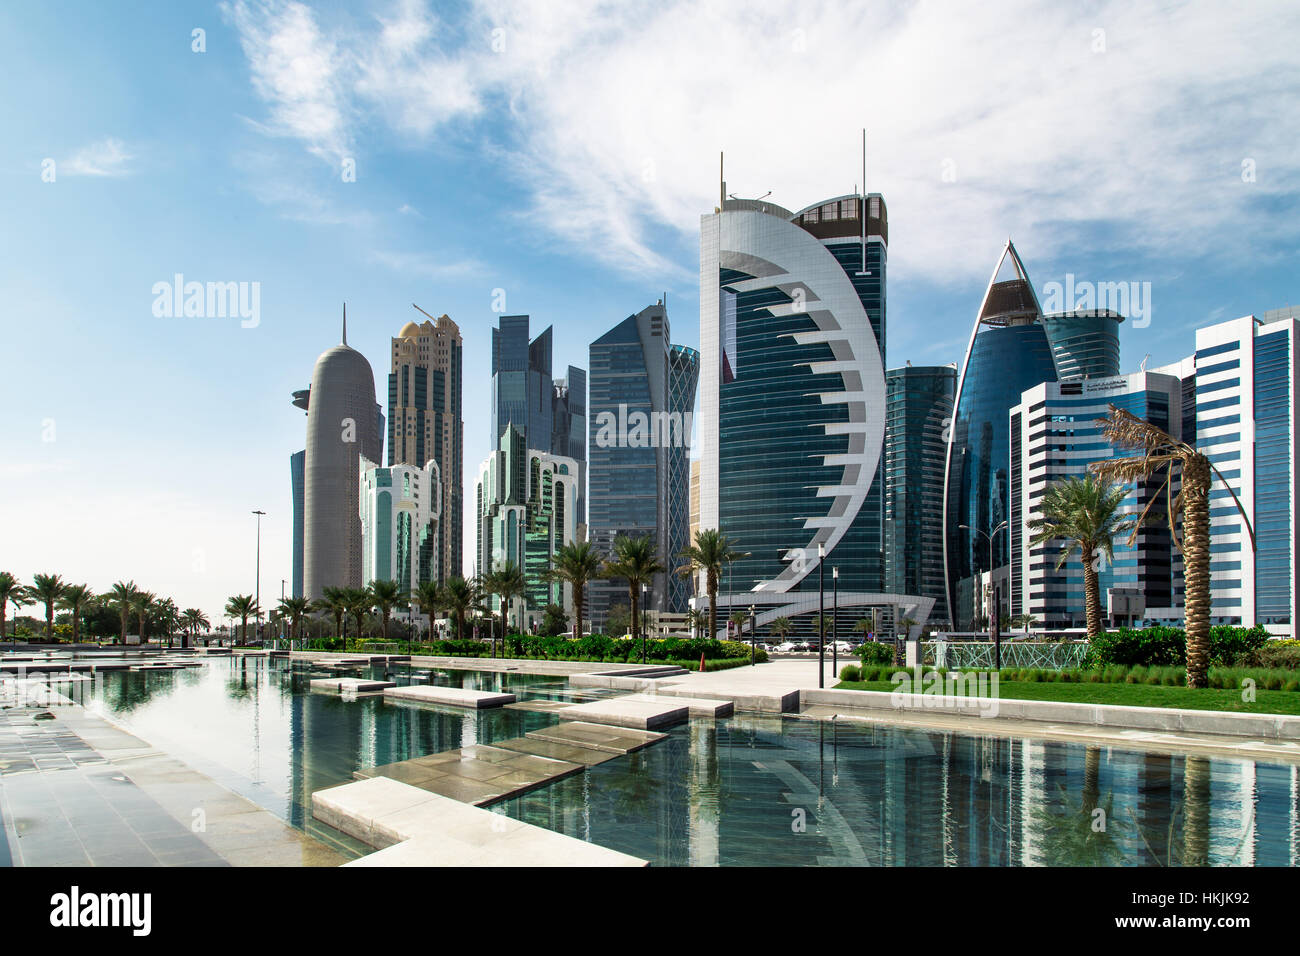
[382, 685, 515, 709]
[309, 677, 396, 694]
[524, 721, 667, 755]
[502, 699, 574, 713]
[553, 696, 688, 730]
[492, 735, 621, 766]
[314, 776, 646, 866]
[353, 743, 583, 806]
[619, 693, 734, 718]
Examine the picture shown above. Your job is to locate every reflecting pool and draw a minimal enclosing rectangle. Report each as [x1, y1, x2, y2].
[82, 658, 1300, 866]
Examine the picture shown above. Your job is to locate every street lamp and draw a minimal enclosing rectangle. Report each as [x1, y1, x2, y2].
[960, 520, 1008, 666]
[640, 583, 649, 664]
[748, 604, 756, 666]
[817, 542, 825, 689]
[832, 566, 839, 678]
[252, 510, 266, 645]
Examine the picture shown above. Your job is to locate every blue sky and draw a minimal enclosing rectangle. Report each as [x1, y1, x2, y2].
[2, 0, 1297, 622]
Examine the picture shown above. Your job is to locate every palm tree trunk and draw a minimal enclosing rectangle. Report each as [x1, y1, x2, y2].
[707, 573, 717, 641]
[1083, 746, 1101, 812]
[1182, 456, 1212, 689]
[1081, 546, 1102, 640]
[574, 582, 583, 639]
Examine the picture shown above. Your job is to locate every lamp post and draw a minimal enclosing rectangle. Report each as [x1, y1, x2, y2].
[832, 566, 839, 678]
[960, 520, 1008, 666]
[640, 583, 649, 664]
[252, 510, 266, 645]
[748, 604, 756, 666]
[817, 542, 825, 689]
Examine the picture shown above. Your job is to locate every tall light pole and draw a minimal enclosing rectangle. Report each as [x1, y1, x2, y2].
[959, 520, 1007, 623]
[817, 542, 825, 688]
[252, 510, 266, 645]
[832, 566, 839, 678]
[748, 604, 756, 666]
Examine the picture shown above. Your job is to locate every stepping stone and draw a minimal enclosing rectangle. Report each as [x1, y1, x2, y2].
[383, 686, 515, 709]
[492, 736, 620, 766]
[525, 721, 666, 755]
[309, 677, 396, 695]
[313, 777, 647, 865]
[503, 699, 574, 713]
[355, 744, 582, 806]
[554, 696, 689, 730]
[620, 693, 734, 718]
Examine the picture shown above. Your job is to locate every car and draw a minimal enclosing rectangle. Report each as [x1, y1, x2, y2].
[774, 641, 799, 653]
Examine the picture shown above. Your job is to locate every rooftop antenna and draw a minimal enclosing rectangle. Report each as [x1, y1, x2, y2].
[1139, 352, 1150, 372]
[719, 152, 725, 209]
[856, 128, 871, 277]
[342, 303, 347, 345]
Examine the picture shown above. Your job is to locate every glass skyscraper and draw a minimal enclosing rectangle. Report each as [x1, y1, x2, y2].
[944, 241, 1126, 629]
[1187, 311, 1299, 633]
[587, 302, 698, 630]
[700, 190, 935, 634]
[884, 364, 956, 624]
[491, 316, 554, 453]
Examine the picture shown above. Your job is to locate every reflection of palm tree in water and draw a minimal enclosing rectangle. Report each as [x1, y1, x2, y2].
[1127, 753, 1253, 866]
[1031, 745, 1127, 866]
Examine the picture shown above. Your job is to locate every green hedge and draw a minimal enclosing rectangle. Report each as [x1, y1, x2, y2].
[839, 662, 1300, 692]
[1244, 640, 1300, 671]
[1085, 625, 1269, 668]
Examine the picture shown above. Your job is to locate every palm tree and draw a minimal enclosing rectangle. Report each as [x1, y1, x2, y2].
[547, 541, 603, 639]
[109, 580, 138, 645]
[29, 573, 67, 641]
[605, 535, 665, 653]
[770, 617, 793, 640]
[181, 608, 210, 647]
[1092, 405, 1255, 689]
[313, 586, 348, 642]
[343, 588, 372, 644]
[131, 590, 157, 644]
[853, 617, 874, 637]
[59, 584, 95, 644]
[685, 607, 707, 639]
[410, 581, 442, 642]
[276, 597, 311, 648]
[0, 572, 28, 644]
[156, 597, 180, 647]
[224, 594, 257, 645]
[1026, 475, 1138, 642]
[368, 580, 406, 641]
[729, 609, 749, 639]
[480, 563, 527, 656]
[439, 577, 482, 642]
[675, 529, 750, 641]
[1011, 613, 1039, 636]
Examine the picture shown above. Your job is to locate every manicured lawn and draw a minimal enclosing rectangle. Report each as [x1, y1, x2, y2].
[833, 679, 1300, 716]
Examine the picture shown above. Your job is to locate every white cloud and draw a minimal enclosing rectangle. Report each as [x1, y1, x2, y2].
[63, 138, 133, 176]
[227, 0, 1300, 285]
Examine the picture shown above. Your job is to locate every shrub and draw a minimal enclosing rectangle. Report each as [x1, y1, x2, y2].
[839, 665, 861, 682]
[856, 641, 894, 665]
[1086, 625, 1269, 668]
[1244, 642, 1300, 671]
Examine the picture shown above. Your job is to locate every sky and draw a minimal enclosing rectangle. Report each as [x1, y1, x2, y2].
[2, 0, 1297, 624]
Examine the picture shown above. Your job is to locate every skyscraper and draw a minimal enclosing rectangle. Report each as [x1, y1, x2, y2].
[475, 424, 580, 628]
[943, 241, 1126, 628]
[1185, 310, 1299, 633]
[587, 302, 698, 629]
[360, 456, 442, 595]
[884, 364, 956, 624]
[303, 312, 383, 600]
[490, 315, 554, 452]
[699, 188, 933, 634]
[551, 366, 587, 526]
[388, 308, 463, 583]
[289, 386, 309, 599]
[1009, 371, 1183, 627]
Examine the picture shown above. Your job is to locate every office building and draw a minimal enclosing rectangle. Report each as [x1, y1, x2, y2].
[359, 456, 442, 596]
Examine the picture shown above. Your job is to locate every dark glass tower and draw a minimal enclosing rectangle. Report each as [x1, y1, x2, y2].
[587, 302, 697, 628]
[884, 364, 956, 624]
[700, 192, 895, 632]
[491, 315, 554, 452]
[943, 242, 1057, 628]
